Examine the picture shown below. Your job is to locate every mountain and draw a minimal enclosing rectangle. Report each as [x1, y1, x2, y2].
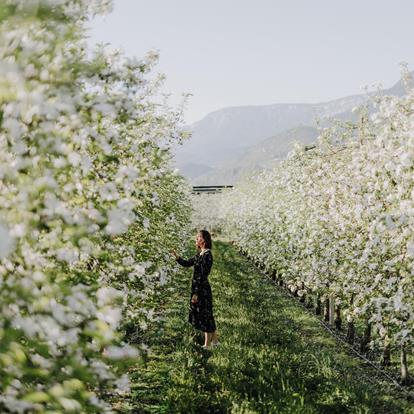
[174, 94, 367, 168]
[173, 72, 412, 184]
[191, 126, 319, 185]
[176, 162, 213, 180]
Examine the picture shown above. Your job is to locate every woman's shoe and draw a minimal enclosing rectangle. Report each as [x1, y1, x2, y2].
[201, 344, 211, 350]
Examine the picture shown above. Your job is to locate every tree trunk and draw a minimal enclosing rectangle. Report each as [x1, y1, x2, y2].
[315, 297, 322, 315]
[360, 322, 371, 353]
[381, 343, 391, 367]
[324, 298, 330, 322]
[346, 321, 355, 343]
[299, 283, 306, 303]
[335, 305, 342, 330]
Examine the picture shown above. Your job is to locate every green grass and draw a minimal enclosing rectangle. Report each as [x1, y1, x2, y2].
[123, 241, 414, 413]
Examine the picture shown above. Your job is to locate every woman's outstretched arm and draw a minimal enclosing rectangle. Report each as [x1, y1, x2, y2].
[172, 250, 195, 267]
[176, 255, 196, 267]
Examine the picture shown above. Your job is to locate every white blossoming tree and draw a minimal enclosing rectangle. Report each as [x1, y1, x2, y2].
[0, 0, 191, 412]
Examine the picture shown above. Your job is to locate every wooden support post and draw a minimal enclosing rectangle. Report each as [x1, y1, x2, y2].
[401, 346, 409, 385]
[329, 295, 335, 327]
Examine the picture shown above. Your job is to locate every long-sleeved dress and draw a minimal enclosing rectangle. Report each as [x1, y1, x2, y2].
[176, 249, 216, 333]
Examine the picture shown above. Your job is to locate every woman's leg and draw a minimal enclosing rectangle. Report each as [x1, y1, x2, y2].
[211, 330, 218, 344]
[204, 332, 213, 346]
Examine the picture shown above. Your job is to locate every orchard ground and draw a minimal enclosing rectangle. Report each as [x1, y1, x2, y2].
[120, 240, 414, 414]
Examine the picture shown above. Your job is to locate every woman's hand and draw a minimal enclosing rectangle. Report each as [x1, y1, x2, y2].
[172, 250, 179, 259]
[191, 294, 198, 304]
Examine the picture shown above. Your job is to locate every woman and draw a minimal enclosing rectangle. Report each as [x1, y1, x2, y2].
[172, 230, 219, 349]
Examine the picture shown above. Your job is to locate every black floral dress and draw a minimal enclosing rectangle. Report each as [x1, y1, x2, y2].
[176, 249, 216, 333]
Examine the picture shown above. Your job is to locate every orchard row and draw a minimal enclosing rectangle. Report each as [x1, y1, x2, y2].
[0, 1, 191, 412]
[194, 68, 414, 383]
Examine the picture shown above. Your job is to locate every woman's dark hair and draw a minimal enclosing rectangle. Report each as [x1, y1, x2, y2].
[199, 229, 212, 249]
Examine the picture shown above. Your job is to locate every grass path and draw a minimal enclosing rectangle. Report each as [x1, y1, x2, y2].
[125, 241, 413, 413]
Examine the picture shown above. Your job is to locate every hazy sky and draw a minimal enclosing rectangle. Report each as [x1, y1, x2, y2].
[88, 0, 414, 124]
